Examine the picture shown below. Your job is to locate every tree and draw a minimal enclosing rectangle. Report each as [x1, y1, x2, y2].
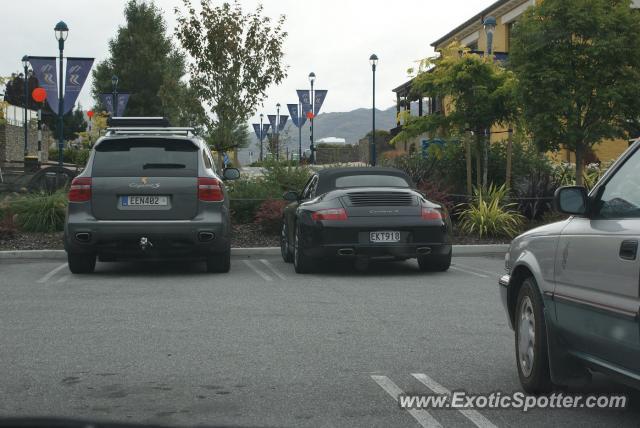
[175, 0, 287, 160]
[393, 43, 515, 193]
[204, 121, 249, 156]
[92, 0, 204, 125]
[510, 0, 640, 186]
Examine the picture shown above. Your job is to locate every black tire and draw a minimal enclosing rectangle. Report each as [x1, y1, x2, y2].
[281, 220, 293, 263]
[516, 277, 553, 394]
[206, 248, 231, 273]
[68, 253, 96, 274]
[293, 224, 315, 274]
[417, 249, 451, 272]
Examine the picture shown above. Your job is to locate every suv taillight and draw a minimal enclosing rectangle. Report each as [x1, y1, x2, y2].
[198, 177, 224, 201]
[311, 208, 348, 221]
[421, 207, 443, 220]
[68, 177, 92, 202]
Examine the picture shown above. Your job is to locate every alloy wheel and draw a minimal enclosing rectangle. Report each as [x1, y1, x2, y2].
[518, 296, 536, 377]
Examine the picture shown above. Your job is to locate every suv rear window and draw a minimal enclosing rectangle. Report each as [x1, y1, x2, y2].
[92, 139, 198, 177]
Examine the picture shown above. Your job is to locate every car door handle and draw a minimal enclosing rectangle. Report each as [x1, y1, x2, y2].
[619, 240, 638, 260]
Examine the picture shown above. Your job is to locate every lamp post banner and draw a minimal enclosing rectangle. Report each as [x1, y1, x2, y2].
[100, 93, 115, 115]
[262, 124, 271, 136]
[296, 90, 312, 116]
[252, 123, 262, 140]
[287, 103, 300, 128]
[267, 114, 278, 131]
[28, 56, 58, 114]
[116, 93, 130, 116]
[63, 57, 94, 114]
[313, 90, 328, 116]
[278, 115, 289, 132]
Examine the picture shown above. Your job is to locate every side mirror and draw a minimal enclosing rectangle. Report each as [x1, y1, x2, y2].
[283, 191, 299, 202]
[222, 168, 240, 180]
[554, 186, 588, 216]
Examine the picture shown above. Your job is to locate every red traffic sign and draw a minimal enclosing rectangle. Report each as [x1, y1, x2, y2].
[31, 87, 47, 103]
[306, 111, 314, 119]
[87, 110, 95, 119]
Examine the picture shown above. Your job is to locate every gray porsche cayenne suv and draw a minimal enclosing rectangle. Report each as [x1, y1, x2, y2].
[64, 118, 239, 274]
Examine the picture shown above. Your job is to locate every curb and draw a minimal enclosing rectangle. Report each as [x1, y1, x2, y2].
[0, 245, 509, 261]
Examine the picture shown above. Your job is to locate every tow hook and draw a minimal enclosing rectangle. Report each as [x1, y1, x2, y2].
[139, 237, 153, 251]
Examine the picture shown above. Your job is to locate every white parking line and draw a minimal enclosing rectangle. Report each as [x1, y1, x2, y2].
[259, 259, 287, 281]
[55, 275, 69, 284]
[450, 266, 489, 278]
[243, 260, 273, 282]
[452, 263, 497, 277]
[36, 263, 68, 284]
[412, 373, 497, 428]
[371, 375, 442, 428]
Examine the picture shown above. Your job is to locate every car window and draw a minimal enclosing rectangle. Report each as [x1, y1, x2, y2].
[301, 175, 318, 199]
[335, 174, 410, 188]
[597, 149, 640, 218]
[202, 149, 212, 170]
[93, 138, 198, 177]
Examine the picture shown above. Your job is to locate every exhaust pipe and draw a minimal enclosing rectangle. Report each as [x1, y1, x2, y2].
[416, 247, 432, 255]
[198, 232, 215, 242]
[75, 232, 91, 242]
[337, 248, 355, 256]
[139, 236, 153, 251]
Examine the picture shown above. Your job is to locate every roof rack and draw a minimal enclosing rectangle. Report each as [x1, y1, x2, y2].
[107, 117, 171, 127]
[105, 127, 196, 137]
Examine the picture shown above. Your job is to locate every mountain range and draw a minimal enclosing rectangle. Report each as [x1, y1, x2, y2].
[239, 105, 399, 164]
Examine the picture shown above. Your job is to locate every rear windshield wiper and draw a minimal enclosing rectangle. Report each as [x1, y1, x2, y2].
[143, 163, 186, 169]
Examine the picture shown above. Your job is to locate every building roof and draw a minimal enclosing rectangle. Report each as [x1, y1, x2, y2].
[431, 0, 514, 49]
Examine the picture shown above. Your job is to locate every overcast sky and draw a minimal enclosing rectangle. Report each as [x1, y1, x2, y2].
[2, 0, 492, 122]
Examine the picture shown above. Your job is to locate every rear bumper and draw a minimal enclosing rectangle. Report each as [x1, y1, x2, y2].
[64, 212, 230, 258]
[298, 219, 452, 259]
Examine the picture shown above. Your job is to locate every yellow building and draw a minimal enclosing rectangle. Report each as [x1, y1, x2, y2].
[390, 0, 637, 163]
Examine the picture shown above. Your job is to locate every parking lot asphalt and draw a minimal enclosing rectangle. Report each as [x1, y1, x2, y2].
[1, 255, 639, 427]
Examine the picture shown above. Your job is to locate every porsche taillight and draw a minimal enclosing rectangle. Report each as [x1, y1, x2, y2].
[198, 177, 224, 201]
[311, 208, 348, 221]
[421, 207, 443, 221]
[68, 177, 92, 202]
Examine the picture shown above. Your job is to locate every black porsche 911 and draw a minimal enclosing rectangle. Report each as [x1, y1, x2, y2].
[280, 167, 453, 273]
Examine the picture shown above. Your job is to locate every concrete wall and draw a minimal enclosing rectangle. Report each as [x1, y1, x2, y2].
[0, 123, 51, 163]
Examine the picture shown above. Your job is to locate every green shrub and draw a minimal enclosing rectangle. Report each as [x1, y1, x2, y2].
[457, 184, 524, 238]
[48, 147, 90, 166]
[255, 199, 288, 234]
[10, 191, 67, 232]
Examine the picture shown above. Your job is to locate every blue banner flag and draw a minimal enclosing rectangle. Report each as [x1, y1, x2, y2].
[63, 57, 94, 114]
[313, 90, 328, 116]
[296, 90, 312, 116]
[28, 57, 58, 114]
[262, 124, 271, 137]
[116, 93, 129, 116]
[278, 115, 289, 132]
[252, 123, 262, 140]
[100, 93, 129, 116]
[267, 115, 278, 131]
[100, 93, 115, 115]
[287, 104, 299, 128]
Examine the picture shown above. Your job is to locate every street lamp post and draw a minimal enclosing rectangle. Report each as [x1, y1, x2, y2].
[483, 16, 497, 56]
[54, 21, 68, 168]
[369, 54, 378, 166]
[482, 16, 497, 188]
[111, 75, 119, 116]
[259, 113, 264, 161]
[308, 72, 316, 164]
[276, 102, 281, 160]
[21, 55, 30, 157]
[298, 102, 303, 162]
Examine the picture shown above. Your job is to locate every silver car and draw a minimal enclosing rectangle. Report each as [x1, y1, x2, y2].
[500, 141, 640, 393]
[64, 118, 240, 274]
